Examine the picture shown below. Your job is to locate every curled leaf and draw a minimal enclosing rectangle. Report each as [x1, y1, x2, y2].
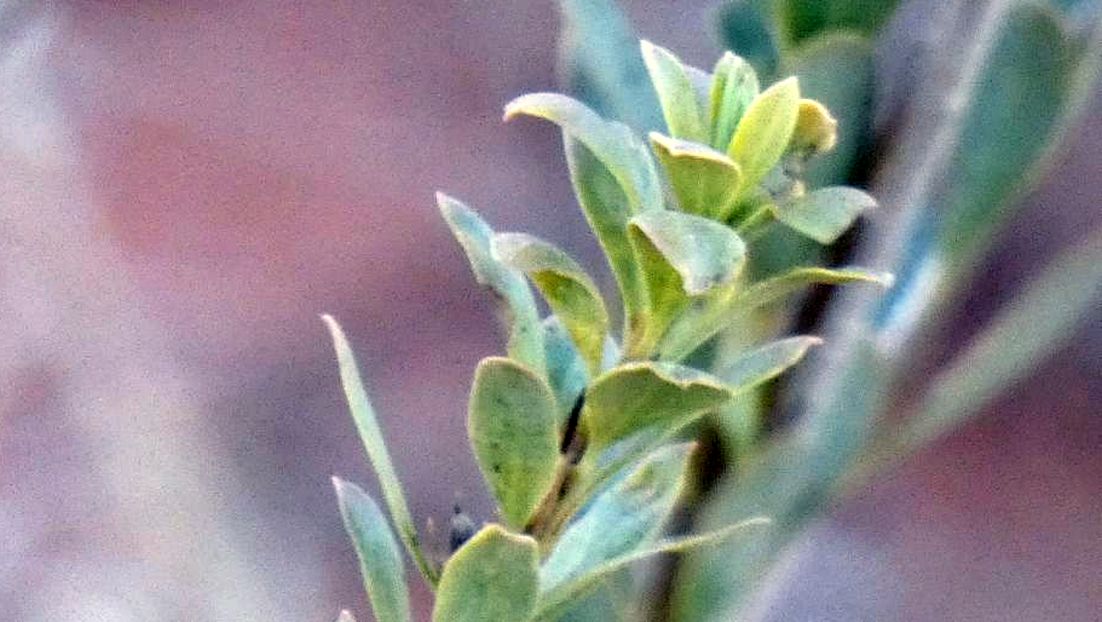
[649, 133, 742, 220]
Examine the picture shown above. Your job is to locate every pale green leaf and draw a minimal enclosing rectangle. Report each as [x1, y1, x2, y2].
[436, 193, 545, 375]
[709, 52, 760, 152]
[626, 210, 747, 356]
[649, 133, 742, 221]
[540, 443, 695, 593]
[468, 357, 560, 529]
[641, 40, 709, 142]
[718, 335, 823, 392]
[433, 525, 539, 622]
[728, 77, 801, 197]
[582, 362, 734, 451]
[535, 517, 770, 620]
[494, 232, 609, 374]
[332, 478, 412, 622]
[903, 230, 1102, 454]
[322, 315, 438, 586]
[775, 186, 876, 244]
[504, 93, 663, 214]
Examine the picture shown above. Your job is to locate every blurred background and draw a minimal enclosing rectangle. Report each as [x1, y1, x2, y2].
[1, 1, 1098, 620]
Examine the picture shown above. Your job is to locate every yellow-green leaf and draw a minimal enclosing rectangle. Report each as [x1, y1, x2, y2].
[649, 133, 742, 221]
[493, 232, 609, 374]
[468, 357, 560, 529]
[433, 525, 539, 622]
[728, 77, 801, 197]
[710, 52, 761, 152]
[641, 40, 709, 142]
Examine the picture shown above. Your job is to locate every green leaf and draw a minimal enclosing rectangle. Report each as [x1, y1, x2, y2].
[433, 525, 539, 622]
[775, 186, 876, 244]
[436, 194, 545, 375]
[715, 1, 780, 79]
[540, 443, 695, 593]
[535, 517, 770, 620]
[783, 33, 874, 187]
[468, 357, 561, 529]
[641, 40, 709, 142]
[322, 315, 439, 586]
[504, 93, 663, 215]
[556, 0, 663, 133]
[582, 362, 734, 452]
[542, 316, 590, 425]
[902, 230, 1102, 454]
[709, 52, 761, 152]
[718, 335, 823, 392]
[649, 133, 742, 221]
[493, 233, 609, 374]
[626, 210, 747, 356]
[779, 0, 901, 46]
[657, 267, 889, 360]
[728, 77, 801, 198]
[332, 478, 412, 622]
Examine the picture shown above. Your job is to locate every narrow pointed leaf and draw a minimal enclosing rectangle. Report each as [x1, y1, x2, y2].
[719, 336, 823, 392]
[710, 52, 761, 151]
[627, 210, 747, 355]
[582, 362, 734, 451]
[775, 186, 877, 244]
[468, 357, 560, 529]
[322, 315, 438, 586]
[542, 316, 590, 425]
[504, 93, 663, 214]
[735, 266, 892, 311]
[437, 194, 545, 375]
[728, 77, 801, 196]
[433, 525, 539, 622]
[494, 233, 609, 373]
[540, 443, 695, 593]
[649, 133, 742, 220]
[333, 479, 412, 622]
[564, 136, 647, 324]
[641, 40, 709, 142]
[902, 230, 1102, 454]
[535, 517, 770, 620]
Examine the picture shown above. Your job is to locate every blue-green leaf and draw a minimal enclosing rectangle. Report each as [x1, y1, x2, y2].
[433, 525, 540, 622]
[437, 194, 546, 375]
[332, 478, 412, 622]
[322, 316, 438, 586]
[542, 316, 590, 426]
[775, 186, 876, 244]
[641, 40, 710, 142]
[715, 0, 780, 79]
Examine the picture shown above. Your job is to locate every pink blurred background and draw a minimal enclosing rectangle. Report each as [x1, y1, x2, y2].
[1, 1, 1098, 620]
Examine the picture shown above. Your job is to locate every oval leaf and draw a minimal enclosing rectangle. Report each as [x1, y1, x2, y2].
[333, 478, 412, 622]
[775, 186, 877, 244]
[718, 335, 823, 392]
[504, 93, 663, 214]
[710, 51, 761, 152]
[436, 193, 545, 375]
[468, 357, 560, 529]
[540, 443, 695, 593]
[493, 233, 609, 374]
[582, 362, 734, 451]
[641, 40, 709, 142]
[322, 315, 438, 586]
[649, 133, 742, 221]
[433, 525, 539, 622]
[728, 77, 801, 197]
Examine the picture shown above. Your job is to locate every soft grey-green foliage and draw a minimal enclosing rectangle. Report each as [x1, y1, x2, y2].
[323, 1, 1101, 619]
